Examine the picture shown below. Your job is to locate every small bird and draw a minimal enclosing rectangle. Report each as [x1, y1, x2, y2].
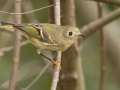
[0, 22, 82, 65]
[0, 22, 82, 52]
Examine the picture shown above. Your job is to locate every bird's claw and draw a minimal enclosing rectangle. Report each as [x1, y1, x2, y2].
[51, 60, 61, 69]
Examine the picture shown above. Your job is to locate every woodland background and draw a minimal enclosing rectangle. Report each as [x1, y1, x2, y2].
[0, 0, 120, 90]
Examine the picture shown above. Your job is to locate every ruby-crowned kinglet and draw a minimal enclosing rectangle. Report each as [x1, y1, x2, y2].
[0, 22, 81, 52]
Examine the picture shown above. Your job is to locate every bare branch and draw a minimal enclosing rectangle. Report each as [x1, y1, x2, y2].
[22, 0, 38, 22]
[81, 8, 120, 40]
[50, 0, 61, 90]
[59, 0, 86, 90]
[1, 0, 13, 11]
[0, 4, 54, 15]
[9, 0, 22, 90]
[97, 3, 107, 90]
[89, 0, 120, 6]
[0, 40, 29, 56]
[53, 0, 61, 25]
[0, 0, 13, 20]
[22, 62, 50, 90]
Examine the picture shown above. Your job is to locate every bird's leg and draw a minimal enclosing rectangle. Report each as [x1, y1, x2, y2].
[52, 59, 61, 69]
[40, 53, 61, 68]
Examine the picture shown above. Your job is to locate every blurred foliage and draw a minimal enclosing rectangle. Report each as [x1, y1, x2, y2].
[0, 0, 120, 90]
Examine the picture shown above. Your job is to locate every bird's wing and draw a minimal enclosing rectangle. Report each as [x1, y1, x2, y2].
[0, 22, 61, 50]
[13, 23, 59, 46]
[0, 22, 55, 43]
[29, 24, 54, 43]
[30, 37, 60, 51]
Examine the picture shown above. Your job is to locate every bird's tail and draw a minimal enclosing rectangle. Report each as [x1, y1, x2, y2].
[0, 21, 41, 40]
[0, 21, 30, 37]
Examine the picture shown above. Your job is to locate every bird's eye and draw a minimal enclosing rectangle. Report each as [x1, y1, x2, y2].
[68, 31, 73, 36]
[67, 31, 74, 37]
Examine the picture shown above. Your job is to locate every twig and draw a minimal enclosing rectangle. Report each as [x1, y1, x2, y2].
[97, 3, 107, 90]
[1, 0, 13, 11]
[22, 0, 38, 22]
[22, 62, 50, 90]
[50, 0, 61, 90]
[81, 8, 120, 40]
[0, 0, 13, 20]
[89, 0, 120, 6]
[0, 40, 29, 56]
[9, 0, 22, 90]
[53, 0, 61, 25]
[51, 51, 61, 90]
[0, 4, 54, 15]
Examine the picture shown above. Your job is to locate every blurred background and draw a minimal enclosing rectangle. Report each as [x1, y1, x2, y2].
[0, 0, 120, 90]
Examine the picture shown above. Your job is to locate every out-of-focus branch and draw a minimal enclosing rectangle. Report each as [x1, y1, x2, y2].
[81, 8, 120, 40]
[9, 0, 22, 90]
[97, 3, 107, 90]
[22, 0, 38, 22]
[0, 4, 54, 15]
[59, 0, 86, 90]
[48, 0, 55, 23]
[22, 62, 51, 90]
[53, 0, 61, 25]
[89, 0, 120, 6]
[0, 40, 29, 56]
[1, 0, 13, 11]
[0, 0, 13, 20]
[50, 0, 61, 90]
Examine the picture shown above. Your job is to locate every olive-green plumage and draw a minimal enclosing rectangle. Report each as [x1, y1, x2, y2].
[0, 22, 81, 51]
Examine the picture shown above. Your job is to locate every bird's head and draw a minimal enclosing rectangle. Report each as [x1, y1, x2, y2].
[59, 26, 82, 51]
[63, 26, 81, 40]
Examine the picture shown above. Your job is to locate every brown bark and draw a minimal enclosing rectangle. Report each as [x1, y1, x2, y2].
[48, 0, 55, 23]
[81, 8, 120, 40]
[90, 0, 120, 6]
[9, 0, 22, 90]
[97, 3, 107, 90]
[58, 0, 85, 90]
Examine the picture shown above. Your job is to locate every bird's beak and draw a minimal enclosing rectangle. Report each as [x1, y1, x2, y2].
[76, 32, 82, 36]
[77, 32, 85, 38]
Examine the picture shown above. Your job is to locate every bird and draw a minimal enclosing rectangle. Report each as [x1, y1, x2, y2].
[0, 21, 82, 51]
[0, 21, 82, 65]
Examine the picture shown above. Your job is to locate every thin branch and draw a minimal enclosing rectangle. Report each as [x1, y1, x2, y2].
[59, 0, 86, 90]
[97, 3, 107, 90]
[81, 8, 120, 40]
[0, 0, 13, 20]
[22, 0, 38, 22]
[51, 51, 61, 90]
[1, 0, 13, 11]
[0, 4, 54, 15]
[22, 62, 50, 90]
[48, 0, 55, 23]
[50, 0, 61, 90]
[9, 0, 22, 90]
[89, 0, 120, 6]
[0, 40, 29, 56]
[53, 0, 61, 25]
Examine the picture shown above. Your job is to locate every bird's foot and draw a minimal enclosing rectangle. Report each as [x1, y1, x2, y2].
[51, 60, 61, 69]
